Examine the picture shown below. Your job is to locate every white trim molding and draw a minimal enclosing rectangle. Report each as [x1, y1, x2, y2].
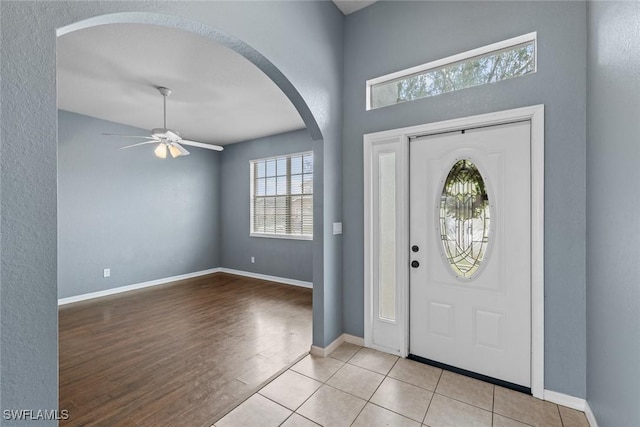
[344, 334, 365, 346]
[584, 401, 599, 427]
[310, 335, 344, 358]
[544, 390, 586, 411]
[310, 333, 364, 357]
[363, 104, 545, 397]
[58, 268, 221, 305]
[217, 268, 312, 289]
[59, 268, 312, 305]
[544, 390, 597, 426]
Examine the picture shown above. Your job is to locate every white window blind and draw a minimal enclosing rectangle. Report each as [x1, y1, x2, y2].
[250, 152, 313, 239]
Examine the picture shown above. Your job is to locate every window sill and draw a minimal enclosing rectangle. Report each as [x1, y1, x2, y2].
[250, 232, 312, 241]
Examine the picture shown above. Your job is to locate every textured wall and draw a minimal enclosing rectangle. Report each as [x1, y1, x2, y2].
[586, 2, 640, 425]
[58, 111, 221, 299]
[220, 129, 313, 282]
[1, 1, 343, 419]
[342, 1, 587, 397]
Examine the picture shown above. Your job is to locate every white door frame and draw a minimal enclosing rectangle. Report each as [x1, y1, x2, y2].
[364, 104, 544, 398]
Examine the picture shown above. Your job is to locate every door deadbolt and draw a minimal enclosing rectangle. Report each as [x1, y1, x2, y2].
[411, 260, 420, 268]
[411, 245, 419, 252]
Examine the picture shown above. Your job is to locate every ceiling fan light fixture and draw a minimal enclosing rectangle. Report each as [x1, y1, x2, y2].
[107, 87, 223, 156]
[154, 143, 167, 159]
[168, 143, 182, 158]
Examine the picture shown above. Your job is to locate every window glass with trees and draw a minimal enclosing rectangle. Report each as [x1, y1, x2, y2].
[251, 152, 313, 239]
[369, 35, 536, 109]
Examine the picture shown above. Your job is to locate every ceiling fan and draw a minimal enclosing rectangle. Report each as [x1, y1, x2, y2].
[104, 87, 224, 158]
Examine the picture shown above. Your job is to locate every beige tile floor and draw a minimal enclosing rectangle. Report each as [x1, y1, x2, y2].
[215, 343, 589, 427]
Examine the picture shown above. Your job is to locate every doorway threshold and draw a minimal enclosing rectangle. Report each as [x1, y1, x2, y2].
[408, 353, 531, 395]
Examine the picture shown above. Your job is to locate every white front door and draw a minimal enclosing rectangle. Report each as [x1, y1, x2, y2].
[409, 121, 531, 387]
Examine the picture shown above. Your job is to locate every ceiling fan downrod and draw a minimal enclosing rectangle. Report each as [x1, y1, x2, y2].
[158, 86, 172, 130]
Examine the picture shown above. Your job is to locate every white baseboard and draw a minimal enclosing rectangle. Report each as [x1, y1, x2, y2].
[584, 401, 599, 427]
[310, 335, 345, 357]
[310, 333, 364, 357]
[58, 268, 221, 305]
[544, 389, 586, 411]
[343, 334, 364, 346]
[218, 268, 312, 289]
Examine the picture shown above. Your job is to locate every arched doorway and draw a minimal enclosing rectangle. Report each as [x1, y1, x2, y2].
[56, 13, 324, 425]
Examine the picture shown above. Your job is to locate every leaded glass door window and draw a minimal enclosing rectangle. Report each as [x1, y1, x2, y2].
[439, 159, 491, 279]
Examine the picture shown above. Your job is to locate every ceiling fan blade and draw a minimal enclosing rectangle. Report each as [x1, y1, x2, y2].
[165, 130, 180, 140]
[103, 133, 155, 139]
[179, 139, 224, 151]
[118, 141, 158, 150]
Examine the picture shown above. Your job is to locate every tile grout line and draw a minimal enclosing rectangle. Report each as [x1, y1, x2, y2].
[290, 348, 363, 426]
[556, 402, 565, 427]
[366, 401, 426, 425]
[279, 409, 319, 427]
[339, 347, 417, 425]
[422, 367, 444, 424]
[349, 355, 427, 426]
[491, 385, 495, 426]
[354, 356, 403, 423]
[431, 388, 495, 413]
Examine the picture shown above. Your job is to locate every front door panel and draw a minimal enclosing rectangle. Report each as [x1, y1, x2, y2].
[409, 121, 531, 387]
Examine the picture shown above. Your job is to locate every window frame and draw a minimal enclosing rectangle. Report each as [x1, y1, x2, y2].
[366, 32, 537, 110]
[249, 151, 313, 240]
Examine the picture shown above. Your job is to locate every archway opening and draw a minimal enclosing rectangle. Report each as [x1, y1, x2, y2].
[56, 16, 322, 425]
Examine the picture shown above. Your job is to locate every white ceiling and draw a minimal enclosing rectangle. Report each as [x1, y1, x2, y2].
[332, 0, 377, 15]
[57, 24, 306, 145]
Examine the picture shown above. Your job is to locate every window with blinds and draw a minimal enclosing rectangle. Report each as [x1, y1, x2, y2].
[250, 152, 313, 239]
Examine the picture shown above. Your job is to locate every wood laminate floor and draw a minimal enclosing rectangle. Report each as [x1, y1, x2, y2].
[59, 272, 312, 427]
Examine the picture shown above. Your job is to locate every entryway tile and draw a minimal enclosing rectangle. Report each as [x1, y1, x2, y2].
[296, 385, 366, 427]
[216, 351, 591, 427]
[215, 394, 291, 427]
[348, 347, 399, 375]
[424, 394, 492, 427]
[493, 386, 562, 427]
[326, 363, 385, 400]
[258, 370, 322, 411]
[352, 402, 421, 427]
[388, 358, 442, 391]
[435, 370, 494, 410]
[291, 354, 344, 382]
[329, 342, 362, 362]
[280, 413, 320, 427]
[492, 414, 534, 426]
[558, 405, 590, 427]
[369, 377, 433, 422]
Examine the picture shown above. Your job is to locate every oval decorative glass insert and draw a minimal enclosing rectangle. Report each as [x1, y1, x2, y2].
[439, 160, 491, 278]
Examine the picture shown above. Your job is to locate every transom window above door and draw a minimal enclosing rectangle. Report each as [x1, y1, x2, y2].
[366, 33, 537, 110]
[250, 152, 313, 239]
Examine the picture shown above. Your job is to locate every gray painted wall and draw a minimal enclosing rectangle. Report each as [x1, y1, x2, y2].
[1, 1, 344, 420]
[58, 111, 221, 299]
[342, 1, 587, 397]
[586, 2, 640, 425]
[220, 129, 313, 282]
[58, 112, 312, 299]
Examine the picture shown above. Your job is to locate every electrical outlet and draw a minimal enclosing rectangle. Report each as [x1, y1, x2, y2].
[251, 257, 255, 264]
[103, 268, 111, 278]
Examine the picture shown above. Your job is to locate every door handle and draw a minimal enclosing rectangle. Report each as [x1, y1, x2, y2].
[411, 260, 420, 268]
